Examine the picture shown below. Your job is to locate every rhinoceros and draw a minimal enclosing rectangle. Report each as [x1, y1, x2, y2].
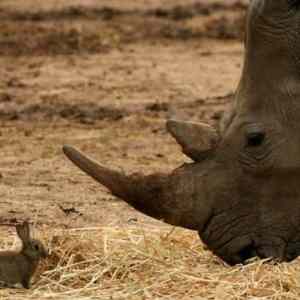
[63, 0, 300, 265]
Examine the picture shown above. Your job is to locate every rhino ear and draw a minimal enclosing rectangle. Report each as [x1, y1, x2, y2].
[166, 119, 219, 161]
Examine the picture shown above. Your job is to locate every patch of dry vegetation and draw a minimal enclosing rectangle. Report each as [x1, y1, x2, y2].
[0, 226, 300, 299]
[0, 2, 245, 56]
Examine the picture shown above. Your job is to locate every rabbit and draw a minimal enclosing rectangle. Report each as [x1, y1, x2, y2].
[0, 221, 48, 289]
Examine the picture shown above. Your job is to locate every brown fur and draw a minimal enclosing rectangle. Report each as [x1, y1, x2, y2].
[0, 222, 47, 288]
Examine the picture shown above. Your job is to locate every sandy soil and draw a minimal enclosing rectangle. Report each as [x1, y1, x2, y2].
[0, 0, 245, 230]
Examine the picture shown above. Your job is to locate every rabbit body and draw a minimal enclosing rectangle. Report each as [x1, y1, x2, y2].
[0, 251, 39, 288]
[0, 222, 47, 289]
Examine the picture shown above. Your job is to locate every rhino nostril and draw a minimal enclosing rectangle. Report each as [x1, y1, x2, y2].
[238, 244, 257, 262]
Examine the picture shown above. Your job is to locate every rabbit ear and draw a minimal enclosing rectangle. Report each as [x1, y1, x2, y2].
[16, 221, 30, 244]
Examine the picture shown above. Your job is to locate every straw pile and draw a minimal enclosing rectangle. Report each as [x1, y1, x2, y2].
[1, 225, 300, 299]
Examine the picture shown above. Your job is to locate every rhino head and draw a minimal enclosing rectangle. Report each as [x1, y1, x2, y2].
[63, 0, 300, 265]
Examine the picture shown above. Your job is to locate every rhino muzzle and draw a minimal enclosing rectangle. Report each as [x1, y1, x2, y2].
[63, 0, 300, 265]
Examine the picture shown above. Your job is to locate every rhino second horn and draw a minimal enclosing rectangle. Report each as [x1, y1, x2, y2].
[166, 119, 219, 161]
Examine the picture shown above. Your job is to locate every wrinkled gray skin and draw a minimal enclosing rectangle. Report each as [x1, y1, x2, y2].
[63, 0, 300, 265]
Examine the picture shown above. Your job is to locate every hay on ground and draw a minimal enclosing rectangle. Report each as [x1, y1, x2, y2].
[0, 225, 299, 299]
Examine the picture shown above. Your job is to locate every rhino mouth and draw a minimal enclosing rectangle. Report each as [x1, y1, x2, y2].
[206, 236, 257, 265]
[200, 211, 297, 265]
[213, 240, 275, 265]
[210, 234, 300, 265]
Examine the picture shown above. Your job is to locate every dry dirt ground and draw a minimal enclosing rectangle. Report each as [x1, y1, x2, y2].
[1, 1, 300, 299]
[0, 0, 245, 229]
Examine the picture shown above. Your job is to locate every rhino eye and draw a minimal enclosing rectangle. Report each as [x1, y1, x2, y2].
[246, 130, 265, 147]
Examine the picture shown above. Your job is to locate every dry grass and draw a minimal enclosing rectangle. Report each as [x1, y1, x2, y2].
[1, 225, 300, 299]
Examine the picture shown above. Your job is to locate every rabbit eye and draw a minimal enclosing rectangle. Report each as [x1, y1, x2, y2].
[34, 244, 39, 251]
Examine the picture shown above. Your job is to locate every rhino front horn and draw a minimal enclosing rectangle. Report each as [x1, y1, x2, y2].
[63, 144, 213, 231]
